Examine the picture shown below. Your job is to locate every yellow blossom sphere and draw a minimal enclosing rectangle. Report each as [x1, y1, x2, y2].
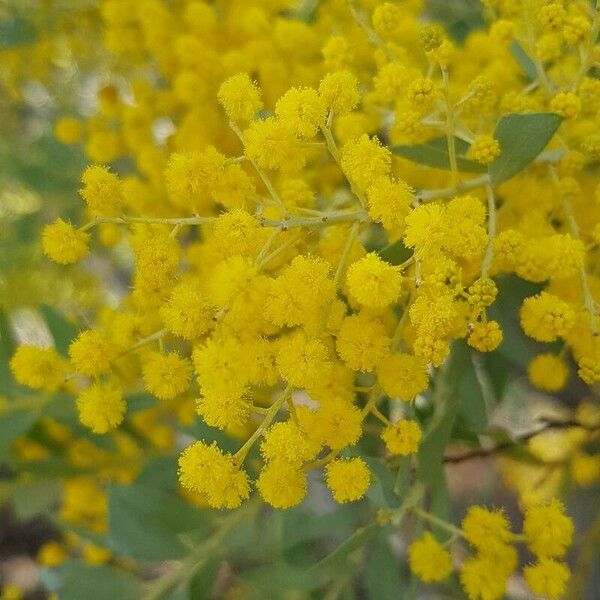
[42, 219, 89, 265]
[325, 458, 371, 503]
[346, 253, 402, 309]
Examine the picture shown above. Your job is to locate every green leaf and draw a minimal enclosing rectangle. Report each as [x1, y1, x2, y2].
[377, 239, 411, 266]
[391, 136, 486, 173]
[187, 556, 222, 600]
[363, 457, 398, 508]
[455, 350, 488, 434]
[0, 311, 18, 395]
[0, 410, 39, 458]
[12, 479, 61, 520]
[489, 113, 563, 185]
[364, 534, 404, 600]
[107, 483, 210, 561]
[510, 42, 537, 80]
[310, 522, 380, 573]
[39, 305, 78, 356]
[51, 562, 141, 600]
[0, 16, 37, 50]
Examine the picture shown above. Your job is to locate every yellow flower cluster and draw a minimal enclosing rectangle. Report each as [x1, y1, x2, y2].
[409, 501, 574, 600]
[5, 0, 600, 595]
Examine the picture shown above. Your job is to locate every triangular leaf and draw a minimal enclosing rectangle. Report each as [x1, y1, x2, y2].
[489, 113, 562, 185]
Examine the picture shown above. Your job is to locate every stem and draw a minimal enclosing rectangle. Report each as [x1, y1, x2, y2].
[261, 210, 368, 230]
[320, 120, 369, 210]
[572, 1, 600, 90]
[143, 505, 254, 600]
[481, 184, 496, 277]
[229, 121, 285, 211]
[441, 65, 459, 188]
[413, 507, 464, 538]
[348, 5, 397, 61]
[118, 329, 167, 357]
[522, 0, 554, 94]
[234, 384, 293, 464]
[418, 174, 490, 202]
[334, 221, 361, 289]
[96, 215, 215, 226]
[562, 197, 598, 334]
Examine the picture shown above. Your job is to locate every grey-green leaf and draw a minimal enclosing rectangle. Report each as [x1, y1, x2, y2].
[510, 42, 537, 80]
[489, 113, 563, 185]
[107, 484, 210, 561]
[391, 136, 486, 173]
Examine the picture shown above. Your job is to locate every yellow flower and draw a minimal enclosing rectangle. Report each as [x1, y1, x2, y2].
[142, 351, 192, 400]
[520, 292, 575, 342]
[460, 553, 510, 600]
[528, 354, 568, 392]
[408, 532, 453, 583]
[79, 165, 122, 216]
[469, 135, 501, 165]
[325, 458, 371, 503]
[257, 460, 307, 509]
[217, 73, 263, 121]
[42, 219, 89, 265]
[461, 506, 512, 552]
[276, 333, 331, 389]
[524, 558, 570, 600]
[319, 70, 360, 116]
[336, 312, 391, 372]
[346, 253, 402, 309]
[69, 329, 114, 377]
[381, 419, 422, 455]
[366, 176, 413, 232]
[523, 499, 574, 558]
[76, 382, 126, 434]
[10, 346, 68, 392]
[275, 87, 326, 139]
[178, 441, 250, 509]
[550, 91, 580, 119]
[377, 353, 428, 401]
[37, 541, 68, 567]
[468, 321, 503, 352]
[340, 134, 391, 191]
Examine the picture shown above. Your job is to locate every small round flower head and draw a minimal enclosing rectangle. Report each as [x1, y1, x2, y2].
[365, 176, 413, 232]
[540, 2, 566, 31]
[520, 292, 575, 342]
[325, 457, 370, 503]
[79, 165, 122, 216]
[318, 70, 360, 116]
[461, 506, 512, 552]
[42, 219, 90, 265]
[404, 202, 447, 257]
[381, 419, 422, 455]
[563, 16, 588, 46]
[413, 335, 450, 368]
[372, 3, 401, 39]
[523, 499, 573, 558]
[419, 24, 443, 52]
[276, 333, 332, 389]
[68, 330, 114, 377]
[341, 134, 391, 191]
[212, 209, 267, 258]
[524, 558, 570, 600]
[164, 147, 226, 210]
[346, 253, 402, 309]
[54, 117, 83, 145]
[10, 346, 68, 392]
[257, 460, 307, 509]
[469, 135, 501, 165]
[196, 388, 250, 431]
[160, 280, 215, 341]
[468, 321, 503, 352]
[407, 78, 437, 107]
[336, 312, 391, 372]
[260, 420, 318, 465]
[142, 351, 192, 400]
[76, 382, 125, 434]
[275, 87, 326, 139]
[528, 354, 568, 392]
[460, 554, 511, 600]
[408, 532, 453, 583]
[217, 73, 263, 121]
[571, 453, 600, 486]
[314, 397, 363, 450]
[550, 91, 581, 119]
[243, 117, 303, 172]
[377, 353, 428, 401]
[178, 441, 250, 509]
[467, 278, 498, 308]
[577, 356, 600, 385]
[37, 541, 68, 567]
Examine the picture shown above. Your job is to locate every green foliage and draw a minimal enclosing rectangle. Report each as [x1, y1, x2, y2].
[489, 113, 563, 185]
[392, 136, 486, 173]
[107, 483, 211, 561]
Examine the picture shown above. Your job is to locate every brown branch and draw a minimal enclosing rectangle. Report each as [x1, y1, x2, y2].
[443, 419, 600, 464]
